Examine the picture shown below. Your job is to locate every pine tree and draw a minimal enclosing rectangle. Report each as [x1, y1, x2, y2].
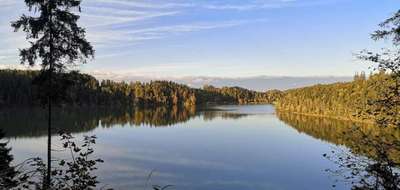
[0, 130, 19, 189]
[358, 9, 400, 128]
[12, 0, 94, 188]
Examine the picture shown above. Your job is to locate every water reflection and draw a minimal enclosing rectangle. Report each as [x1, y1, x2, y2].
[277, 112, 400, 189]
[3, 105, 348, 190]
[277, 112, 400, 162]
[0, 106, 252, 138]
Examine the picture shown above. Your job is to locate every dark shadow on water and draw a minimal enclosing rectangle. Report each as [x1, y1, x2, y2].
[0, 106, 250, 138]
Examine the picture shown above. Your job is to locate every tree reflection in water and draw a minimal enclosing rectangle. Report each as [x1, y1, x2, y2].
[277, 112, 400, 190]
[0, 105, 249, 138]
[0, 106, 197, 138]
[0, 105, 252, 189]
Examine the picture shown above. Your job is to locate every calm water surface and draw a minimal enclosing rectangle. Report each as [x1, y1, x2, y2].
[2, 105, 356, 190]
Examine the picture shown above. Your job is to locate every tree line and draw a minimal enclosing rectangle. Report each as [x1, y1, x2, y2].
[0, 69, 282, 108]
[275, 72, 400, 126]
[2, 68, 397, 126]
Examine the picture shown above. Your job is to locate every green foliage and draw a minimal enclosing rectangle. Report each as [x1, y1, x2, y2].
[318, 9, 400, 190]
[199, 85, 282, 105]
[0, 69, 282, 107]
[0, 69, 37, 106]
[12, 0, 96, 187]
[275, 72, 400, 126]
[11, 0, 94, 70]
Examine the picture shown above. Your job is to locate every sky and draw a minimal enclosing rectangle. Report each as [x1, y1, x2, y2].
[0, 0, 399, 79]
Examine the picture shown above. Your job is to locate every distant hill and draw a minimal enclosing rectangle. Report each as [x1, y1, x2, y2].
[175, 76, 353, 91]
[91, 72, 352, 91]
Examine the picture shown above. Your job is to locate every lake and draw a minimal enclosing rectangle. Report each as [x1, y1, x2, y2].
[3, 105, 395, 190]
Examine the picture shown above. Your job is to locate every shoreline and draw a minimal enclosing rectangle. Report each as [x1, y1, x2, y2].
[275, 109, 375, 125]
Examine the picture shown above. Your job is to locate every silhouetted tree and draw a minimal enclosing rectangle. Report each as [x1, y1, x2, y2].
[1, 133, 109, 190]
[12, 0, 94, 188]
[0, 130, 19, 189]
[51, 133, 106, 189]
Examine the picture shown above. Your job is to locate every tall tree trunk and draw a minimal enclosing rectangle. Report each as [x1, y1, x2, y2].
[46, 4, 54, 188]
[46, 71, 52, 189]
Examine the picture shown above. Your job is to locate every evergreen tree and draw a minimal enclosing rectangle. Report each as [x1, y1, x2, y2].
[0, 130, 19, 189]
[12, 0, 94, 188]
[322, 9, 400, 190]
[358, 9, 400, 128]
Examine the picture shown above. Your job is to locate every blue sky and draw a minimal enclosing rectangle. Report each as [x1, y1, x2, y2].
[0, 0, 398, 79]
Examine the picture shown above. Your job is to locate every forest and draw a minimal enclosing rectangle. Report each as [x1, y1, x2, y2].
[1, 0, 399, 189]
[2, 68, 399, 127]
[275, 72, 400, 125]
[2, 68, 398, 127]
[0, 69, 282, 107]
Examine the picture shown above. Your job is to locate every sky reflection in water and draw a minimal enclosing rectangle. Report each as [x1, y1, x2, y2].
[5, 105, 348, 190]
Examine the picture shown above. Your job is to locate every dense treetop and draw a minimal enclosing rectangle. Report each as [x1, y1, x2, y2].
[0, 69, 281, 107]
[275, 72, 400, 126]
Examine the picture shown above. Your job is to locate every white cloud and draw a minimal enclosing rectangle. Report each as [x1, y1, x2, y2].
[200, 0, 292, 11]
[0, 0, 290, 60]
[0, 63, 40, 70]
[0, 0, 331, 71]
[87, 19, 265, 49]
[84, 0, 297, 11]
[89, 63, 207, 80]
[80, 11, 180, 28]
[85, 0, 193, 9]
